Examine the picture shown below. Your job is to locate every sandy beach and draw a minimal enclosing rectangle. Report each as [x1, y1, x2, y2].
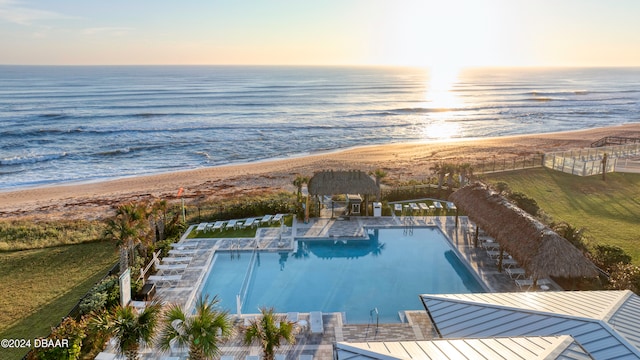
[2, 123, 639, 221]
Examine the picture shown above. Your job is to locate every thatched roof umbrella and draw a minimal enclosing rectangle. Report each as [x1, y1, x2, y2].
[449, 182, 598, 280]
[307, 170, 379, 196]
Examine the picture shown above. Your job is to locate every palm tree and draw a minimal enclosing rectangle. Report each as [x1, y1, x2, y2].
[91, 303, 161, 360]
[292, 175, 309, 200]
[243, 307, 295, 360]
[103, 202, 150, 273]
[157, 295, 233, 360]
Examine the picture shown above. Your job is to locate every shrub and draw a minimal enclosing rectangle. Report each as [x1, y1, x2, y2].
[509, 191, 540, 216]
[78, 277, 120, 315]
[607, 263, 640, 295]
[591, 244, 632, 271]
[28, 317, 86, 360]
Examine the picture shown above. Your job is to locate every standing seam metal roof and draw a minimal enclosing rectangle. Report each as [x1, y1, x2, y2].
[421, 291, 640, 360]
[335, 336, 594, 360]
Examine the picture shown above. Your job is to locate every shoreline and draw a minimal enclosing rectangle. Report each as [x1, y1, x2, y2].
[3, 122, 637, 194]
[2, 123, 640, 221]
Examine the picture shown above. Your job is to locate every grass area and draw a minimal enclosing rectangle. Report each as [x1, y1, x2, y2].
[483, 168, 640, 264]
[187, 216, 294, 239]
[0, 241, 117, 360]
[0, 219, 105, 251]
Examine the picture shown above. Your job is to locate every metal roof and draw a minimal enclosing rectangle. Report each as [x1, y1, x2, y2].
[335, 336, 594, 360]
[420, 291, 640, 360]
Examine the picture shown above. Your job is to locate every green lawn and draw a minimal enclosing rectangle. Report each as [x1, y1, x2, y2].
[0, 241, 117, 360]
[483, 168, 640, 264]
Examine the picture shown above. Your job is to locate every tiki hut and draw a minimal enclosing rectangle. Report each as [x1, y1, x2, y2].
[308, 170, 379, 216]
[449, 182, 598, 281]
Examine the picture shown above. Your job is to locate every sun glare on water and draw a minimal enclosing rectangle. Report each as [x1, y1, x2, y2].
[419, 65, 462, 140]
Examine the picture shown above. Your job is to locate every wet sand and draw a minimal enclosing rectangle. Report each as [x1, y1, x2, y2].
[2, 123, 639, 220]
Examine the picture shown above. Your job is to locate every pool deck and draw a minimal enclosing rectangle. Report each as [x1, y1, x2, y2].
[122, 213, 560, 359]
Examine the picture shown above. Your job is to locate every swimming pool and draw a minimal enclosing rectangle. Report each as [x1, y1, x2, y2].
[200, 227, 486, 323]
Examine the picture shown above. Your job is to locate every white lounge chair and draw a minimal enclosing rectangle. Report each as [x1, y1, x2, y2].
[499, 258, 519, 268]
[445, 201, 457, 210]
[261, 214, 273, 224]
[393, 204, 402, 213]
[168, 249, 197, 256]
[273, 213, 284, 223]
[486, 250, 508, 259]
[220, 356, 235, 360]
[433, 201, 443, 210]
[287, 312, 299, 322]
[156, 263, 188, 274]
[243, 218, 257, 229]
[212, 221, 225, 232]
[516, 278, 552, 291]
[148, 275, 181, 285]
[505, 267, 526, 279]
[162, 256, 193, 263]
[309, 311, 323, 334]
[196, 222, 208, 232]
[419, 203, 429, 212]
[409, 203, 419, 212]
[226, 219, 238, 230]
[299, 355, 313, 360]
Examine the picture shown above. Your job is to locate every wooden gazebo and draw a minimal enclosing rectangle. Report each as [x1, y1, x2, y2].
[307, 170, 379, 216]
[449, 182, 598, 282]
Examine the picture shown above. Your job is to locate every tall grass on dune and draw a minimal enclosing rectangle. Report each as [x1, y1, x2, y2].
[0, 219, 105, 251]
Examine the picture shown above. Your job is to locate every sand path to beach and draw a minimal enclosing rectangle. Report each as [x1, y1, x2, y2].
[2, 124, 639, 220]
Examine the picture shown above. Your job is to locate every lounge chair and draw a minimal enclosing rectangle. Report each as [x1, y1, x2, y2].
[309, 311, 323, 334]
[486, 250, 508, 259]
[410, 203, 419, 212]
[161, 256, 193, 263]
[505, 267, 526, 279]
[433, 201, 443, 210]
[273, 213, 284, 223]
[212, 221, 225, 232]
[419, 203, 429, 213]
[515, 278, 552, 291]
[481, 241, 500, 250]
[196, 222, 208, 232]
[220, 356, 235, 360]
[299, 355, 313, 360]
[261, 214, 273, 225]
[168, 249, 197, 256]
[445, 201, 457, 210]
[148, 275, 181, 286]
[393, 204, 402, 213]
[156, 263, 188, 274]
[287, 312, 299, 322]
[499, 258, 519, 268]
[243, 218, 256, 229]
[225, 219, 238, 230]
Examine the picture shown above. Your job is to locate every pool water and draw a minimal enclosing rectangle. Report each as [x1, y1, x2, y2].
[201, 227, 485, 323]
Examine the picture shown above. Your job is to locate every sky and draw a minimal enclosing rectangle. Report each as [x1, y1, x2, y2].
[1, 0, 639, 67]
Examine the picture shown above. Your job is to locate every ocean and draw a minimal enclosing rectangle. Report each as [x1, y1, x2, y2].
[1, 66, 639, 190]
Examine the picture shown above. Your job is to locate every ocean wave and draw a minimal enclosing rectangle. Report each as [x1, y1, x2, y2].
[0, 152, 67, 166]
[96, 148, 132, 156]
